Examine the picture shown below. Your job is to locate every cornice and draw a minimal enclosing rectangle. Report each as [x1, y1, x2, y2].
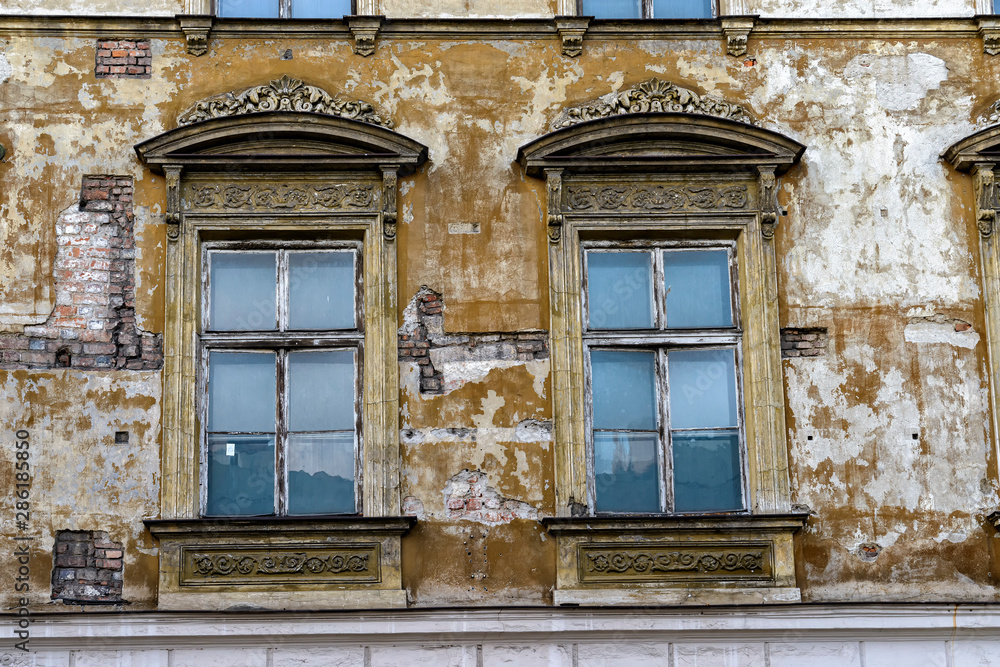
[0, 14, 984, 41]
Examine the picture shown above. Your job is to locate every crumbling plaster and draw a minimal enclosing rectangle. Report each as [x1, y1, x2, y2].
[0, 28, 998, 607]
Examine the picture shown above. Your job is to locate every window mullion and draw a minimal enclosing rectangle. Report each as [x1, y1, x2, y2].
[644, 0, 653, 18]
[658, 347, 672, 513]
[280, 0, 292, 19]
[276, 349, 288, 516]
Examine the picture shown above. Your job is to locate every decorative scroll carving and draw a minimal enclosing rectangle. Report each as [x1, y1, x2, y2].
[564, 184, 749, 213]
[180, 546, 379, 585]
[164, 166, 182, 241]
[177, 75, 392, 128]
[979, 99, 1000, 129]
[579, 545, 769, 582]
[186, 183, 379, 212]
[546, 169, 564, 243]
[348, 16, 383, 57]
[974, 164, 998, 238]
[721, 17, 755, 58]
[758, 168, 778, 239]
[551, 78, 757, 130]
[382, 167, 398, 240]
[555, 18, 590, 58]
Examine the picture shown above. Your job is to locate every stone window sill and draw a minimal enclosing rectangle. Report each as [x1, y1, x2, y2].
[542, 514, 808, 606]
[145, 516, 415, 611]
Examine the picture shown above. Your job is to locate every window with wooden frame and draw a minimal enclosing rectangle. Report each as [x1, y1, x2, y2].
[578, 0, 716, 19]
[216, 0, 355, 18]
[201, 243, 363, 517]
[583, 241, 745, 515]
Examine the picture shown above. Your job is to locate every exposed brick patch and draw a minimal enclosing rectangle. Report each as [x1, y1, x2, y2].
[399, 287, 549, 394]
[0, 176, 163, 370]
[51, 530, 125, 604]
[95, 39, 152, 79]
[781, 327, 828, 358]
[443, 470, 538, 525]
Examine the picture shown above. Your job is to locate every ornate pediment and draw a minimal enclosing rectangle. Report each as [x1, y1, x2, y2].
[551, 78, 757, 131]
[177, 75, 392, 128]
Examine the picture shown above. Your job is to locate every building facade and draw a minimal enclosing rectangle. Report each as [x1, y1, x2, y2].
[4, 0, 1000, 664]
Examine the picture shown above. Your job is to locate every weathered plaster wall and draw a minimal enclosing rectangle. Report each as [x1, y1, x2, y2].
[751, 0, 979, 18]
[0, 0, 183, 16]
[383, 0, 557, 18]
[1, 24, 999, 609]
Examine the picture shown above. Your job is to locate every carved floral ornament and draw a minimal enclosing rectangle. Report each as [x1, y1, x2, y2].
[177, 75, 392, 128]
[551, 78, 757, 131]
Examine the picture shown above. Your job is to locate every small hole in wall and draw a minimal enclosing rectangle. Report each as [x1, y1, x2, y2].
[115, 431, 129, 444]
[807, 435, 813, 441]
[281, 49, 292, 60]
[912, 433, 919, 440]
[55, 347, 72, 368]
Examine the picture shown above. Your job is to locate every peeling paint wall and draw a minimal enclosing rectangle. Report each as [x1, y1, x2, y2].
[1, 9, 1000, 611]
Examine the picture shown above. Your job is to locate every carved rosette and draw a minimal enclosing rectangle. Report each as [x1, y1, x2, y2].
[551, 78, 757, 130]
[185, 183, 379, 212]
[579, 544, 771, 582]
[177, 75, 392, 128]
[563, 184, 749, 213]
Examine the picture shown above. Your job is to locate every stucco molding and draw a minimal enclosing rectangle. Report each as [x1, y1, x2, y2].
[348, 15, 384, 56]
[177, 15, 212, 56]
[721, 15, 756, 57]
[550, 78, 757, 131]
[176, 75, 392, 128]
[555, 16, 590, 57]
[978, 16, 1000, 56]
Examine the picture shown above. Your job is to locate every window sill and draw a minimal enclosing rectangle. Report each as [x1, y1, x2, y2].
[145, 517, 415, 611]
[541, 514, 807, 607]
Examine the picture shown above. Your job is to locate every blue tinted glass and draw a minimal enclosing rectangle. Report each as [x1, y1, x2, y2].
[672, 431, 742, 512]
[208, 352, 276, 433]
[288, 252, 355, 330]
[217, 0, 279, 17]
[581, 0, 642, 18]
[652, 0, 713, 18]
[293, 0, 353, 17]
[288, 433, 355, 514]
[210, 252, 277, 331]
[591, 350, 657, 430]
[594, 432, 660, 513]
[288, 350, 355, 432]
[206, 434, 275, 515]
[667, 348, 737, 429]
[587, 251, 653, 330]
[663, 250, 732, 328]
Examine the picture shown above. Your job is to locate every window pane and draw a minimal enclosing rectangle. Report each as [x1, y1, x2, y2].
[667, 348, 737, 429]
[672, 431, 742, 512]
[206, 433, 275, 515]
[293, 0, 353, 17]
[652, 0, 713, 18]
[208, 352, 276, 433]
[591, 350, 657, 430]
[581, 0, 642, 18]
[210, 252, 277, 331]
[288, 350, 355, 432]
[663, 249, 733, 328]
[287, 433, 356, 514]
[288, 252, 356, 330]
[217, 0, 279, 17]
[587, 251, 653, 330]
[594, 432, 659, 513]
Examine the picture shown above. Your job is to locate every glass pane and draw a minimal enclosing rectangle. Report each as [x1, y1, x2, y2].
[288, 252, 356, 330]
[594, 432, 659, 512]
[591, 350, 657, 430]
[581, 0, 642, 18]
[672, 430, 742, 512]
[287, 433, 356, 514]
[663, 249, 733, 328]
[288, 350, 355, 432]
[210, 252, 277, 331]
[217, 0, 279, 17]
[208, 352, 276, 433]
[293, 0, 353, 17]
[206, 433, 275, 515]
[667, 348, 738, 429]
[652, 0, 713, 18]
[587, 251, 653, 330]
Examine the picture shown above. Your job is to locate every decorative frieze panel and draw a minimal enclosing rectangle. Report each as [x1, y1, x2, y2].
[551, 78, 757, 131]
[578, 543, 771, 583]
[184, 183, 380, 213]
[181, 545, 380, 586]
[564, 183, 751, 213]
